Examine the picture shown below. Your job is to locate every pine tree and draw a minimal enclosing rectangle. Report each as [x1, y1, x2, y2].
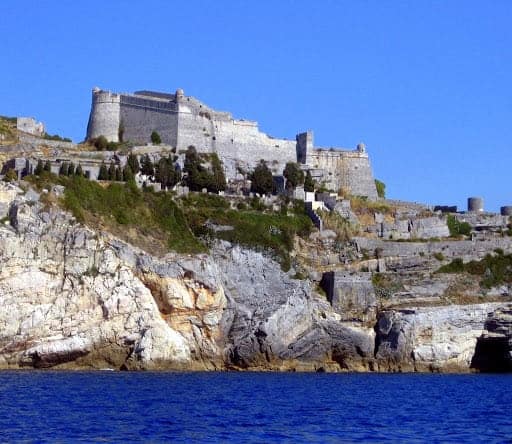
[43, 160, 52, 172]
[108, 162, 116, 181]
[34, 160, 44, 176]
[68, 162, 76, 176]
[123, 164, 134, 182]
[59, 162, 68, 176]
[156, 157, 170, 189]
[141, 154, 154, 176]
[304, 170, 315, 192]
[127, 153, 140, 174]
[210, 153, 226, 192]
[98, 162, 108, 180]
[75, 164, 84, 177]
[115, 166, 123, 181]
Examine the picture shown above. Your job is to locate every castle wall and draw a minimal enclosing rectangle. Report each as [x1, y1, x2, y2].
[120, 95, 178, 146]
[85, 88, 378, 199]
[310, 150, 378, 199]
[86, 90, 121, 142]
[176, 103, 296, 176]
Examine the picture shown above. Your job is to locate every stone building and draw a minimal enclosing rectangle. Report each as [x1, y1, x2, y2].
[16, 117, 45, 136]
[86, 87, 378, 199]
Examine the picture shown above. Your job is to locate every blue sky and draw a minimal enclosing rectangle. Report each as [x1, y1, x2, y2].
[1, 1, 511, 211]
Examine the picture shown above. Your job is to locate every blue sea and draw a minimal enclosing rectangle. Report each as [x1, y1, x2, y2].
[0, 371, 510, 443]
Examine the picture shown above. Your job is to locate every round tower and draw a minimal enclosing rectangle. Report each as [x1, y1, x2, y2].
[86, 88, 121, 142]
[468, 197, 484, 213]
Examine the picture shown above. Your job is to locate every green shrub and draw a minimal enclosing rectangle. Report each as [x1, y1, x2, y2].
[3, 168, 18, 182]
[433, 252, 445, 261]
[447, 215, 471, 237]
[151, 131, 161, 145]
[375, 179, 386, 198]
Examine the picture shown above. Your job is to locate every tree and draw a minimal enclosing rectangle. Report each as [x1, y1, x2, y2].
[251, 160, 273, 195]
[141, 154, 154, 176]
[304, 170, 315, 192]
[127, 153, 140, 174]
[210, 153, 226, 192]
[283, 162, 304, 190]
[151, 131, 161, 145]
[68, 162, 76, 176]
[115, 166, 123, 182]
[155, 157, 170, 189]
[108, 162, 116, 181]
[98, 162, 108, 180]
[3, 168, 17, 182]
[375, 179, 386, 198]
[43, 160, 52, 172]
[59, 162, 69, 176]
[184, 146, 208, 191]
[123, 164, 134, 182]
[75, 164, 84, 177]
[94, 135, 108, 150]
[34, 160, 44, 176]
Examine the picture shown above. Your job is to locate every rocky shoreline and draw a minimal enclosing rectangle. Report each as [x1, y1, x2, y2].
[1, 183, 511, 373]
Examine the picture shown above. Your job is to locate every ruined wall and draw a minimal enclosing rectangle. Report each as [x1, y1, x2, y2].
[17, 117, 45, 136]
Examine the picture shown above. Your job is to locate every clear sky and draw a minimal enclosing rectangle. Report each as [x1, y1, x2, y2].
[1, 1, 511, 211]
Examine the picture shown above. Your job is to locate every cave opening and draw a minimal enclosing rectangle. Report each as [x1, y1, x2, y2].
[470, 336, 512, 373]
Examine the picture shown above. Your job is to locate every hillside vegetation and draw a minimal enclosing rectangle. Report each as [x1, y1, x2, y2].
[26, 173, 312, 269]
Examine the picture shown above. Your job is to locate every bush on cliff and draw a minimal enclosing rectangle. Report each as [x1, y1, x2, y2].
[180, 192, 312, 270]
[447, 215, 471, 237]
[437, 250, 512, 289]
[375, 179, 386, 198]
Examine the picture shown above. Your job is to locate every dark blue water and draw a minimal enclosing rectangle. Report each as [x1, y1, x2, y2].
[0, 372, 510, 443]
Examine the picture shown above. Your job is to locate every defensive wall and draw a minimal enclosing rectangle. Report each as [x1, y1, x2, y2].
[86, 87, 378, 198]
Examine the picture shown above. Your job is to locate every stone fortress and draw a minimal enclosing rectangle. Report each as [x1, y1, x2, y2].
[87, 87, 378, 199]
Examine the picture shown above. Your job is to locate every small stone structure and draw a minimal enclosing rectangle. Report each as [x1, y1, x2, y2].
[320, 271, 377, 321]
[16, 117, 45, 136]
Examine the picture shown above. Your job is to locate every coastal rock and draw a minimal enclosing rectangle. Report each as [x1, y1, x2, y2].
[375, 303, 506, 372]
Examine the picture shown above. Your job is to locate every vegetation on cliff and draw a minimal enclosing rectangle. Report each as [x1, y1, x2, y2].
[25, 172, 312, 269]
[437, 249, 512, 289]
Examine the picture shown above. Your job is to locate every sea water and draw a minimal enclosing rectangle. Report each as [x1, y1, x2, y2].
[0, 371, 510, 442]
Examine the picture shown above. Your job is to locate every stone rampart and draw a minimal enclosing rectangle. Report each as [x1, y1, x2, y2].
[85, 88, 378, 198]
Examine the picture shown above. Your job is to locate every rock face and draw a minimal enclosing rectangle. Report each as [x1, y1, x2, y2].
[375, 304, 505, 372]
[0, 185, 376, 371]
[0, 183, 510, 372]
[471, 305, 512, 372]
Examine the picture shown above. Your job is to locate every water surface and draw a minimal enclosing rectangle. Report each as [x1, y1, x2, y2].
[0, 371, 510, 442]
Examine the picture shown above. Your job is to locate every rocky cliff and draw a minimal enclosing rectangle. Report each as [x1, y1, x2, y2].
[0, 182, 510, 372]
